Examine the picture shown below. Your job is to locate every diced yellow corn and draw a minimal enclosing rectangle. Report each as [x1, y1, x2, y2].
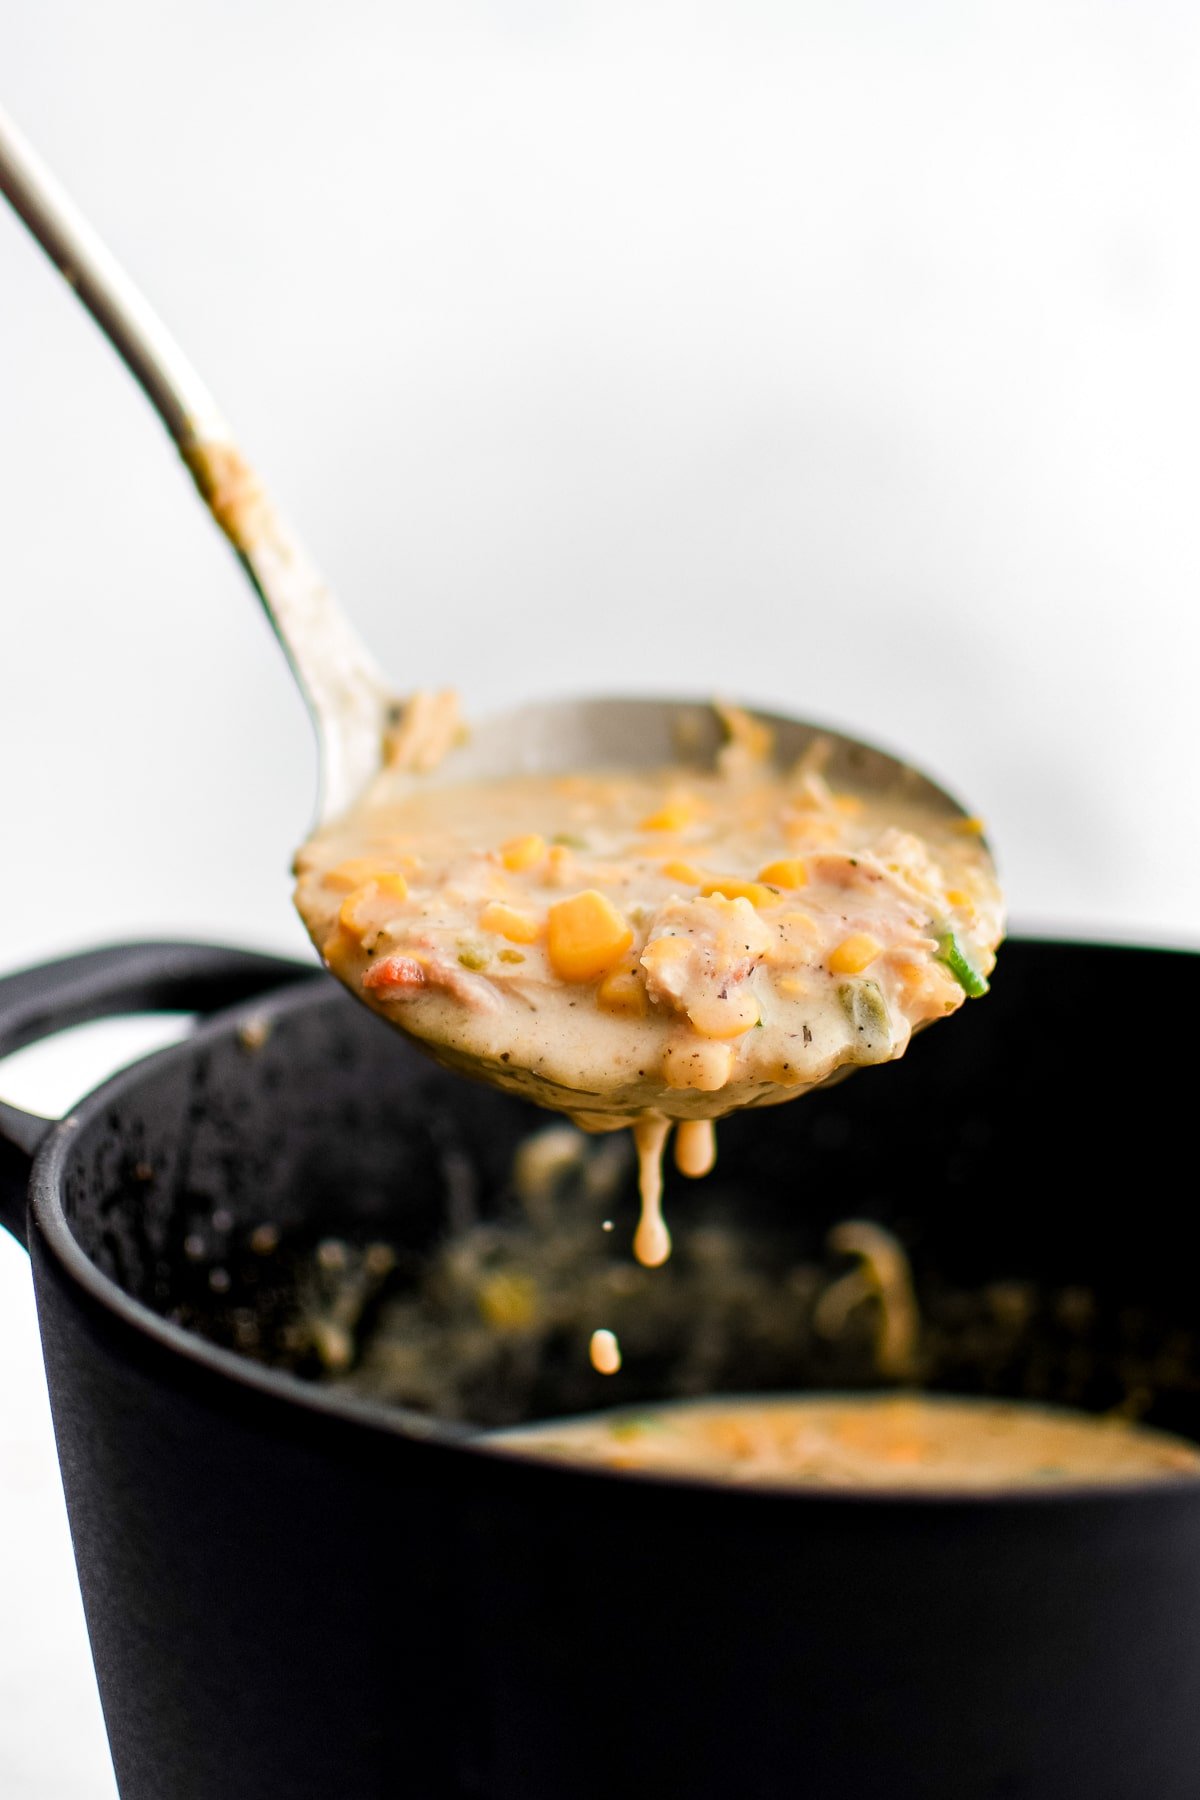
[944, 888, 975, 911]
[641, 934, 691, 970]
[777, 974, 810, 998]
[660, 859, 703, 885]
[337, 886, 373, 937]
[700, 877, 776, 909]
[828, 932, 883, 975]
[757, 858, 808, 889]
[500, 833, 546, 872]
[662, 1039, 735, 1092]
[479, 901, 542, 944]
[547, 890, 634, 982]
[639, 797, 699, 832]
[597, 967, 649, 1017]
[686, 992, 760, 1038]
[954, 816, 986, 836]
[325, 859, 380, 892]
[326, 859, 415, 893]
[372, 873, 410, 903]
[337, 874, 409, 941]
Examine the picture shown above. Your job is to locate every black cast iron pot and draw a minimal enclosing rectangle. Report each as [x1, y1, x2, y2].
[3, 936, 1200, 1800]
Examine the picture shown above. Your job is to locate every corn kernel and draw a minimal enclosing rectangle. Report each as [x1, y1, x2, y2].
[326, 859, 415, 893]
[641, 933, 691, 970]
[337, 886, 373, 937]
[547, 890, 634, 982]
[757, 858, 808, 889]
[500, 833, 546, 872]
[662, 1039, 735, 1092]
[660, 859, 703, 885]
[639, 798, 699, 832]
[325, 859, 381, 892]
[777, 974, 810, 998]
[686, 991, 760, 1038]
[479, 901, 542, 944]
[828, 933, 883, 975]
[954, 817, 986, 836]
[699, 877, 776, 909]
[373, 873, 410, 903]
[597, 968, 648, 1017]
[336, 874, 409, 939]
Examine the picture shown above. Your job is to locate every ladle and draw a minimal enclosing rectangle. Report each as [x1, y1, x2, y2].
[0, 104, 992, 1121]
[0, 103, 395, 827]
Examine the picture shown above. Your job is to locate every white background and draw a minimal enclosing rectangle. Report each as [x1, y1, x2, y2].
[2, 3, 1199, 1791]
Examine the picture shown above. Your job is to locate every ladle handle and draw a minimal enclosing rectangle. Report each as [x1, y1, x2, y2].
[0, 104, 396, 824]
[0, 941, 315, 1247]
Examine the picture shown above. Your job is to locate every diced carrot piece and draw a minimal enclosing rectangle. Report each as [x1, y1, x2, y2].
[362, 955, 427, 994]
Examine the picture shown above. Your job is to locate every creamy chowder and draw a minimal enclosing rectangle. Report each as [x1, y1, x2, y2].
[294, 703, 1003, 1258]
[496, 1394, 1200, 1490]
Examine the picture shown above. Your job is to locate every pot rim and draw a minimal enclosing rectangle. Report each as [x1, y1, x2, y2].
[25, 943, 1200, 1513]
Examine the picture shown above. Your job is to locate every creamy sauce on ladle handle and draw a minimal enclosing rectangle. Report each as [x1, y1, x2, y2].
[0, 106, 399, 829]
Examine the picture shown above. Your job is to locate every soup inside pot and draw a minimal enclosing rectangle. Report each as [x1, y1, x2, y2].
[62, 942, 1200, 1486]
[493, 1393, 1200, 1489]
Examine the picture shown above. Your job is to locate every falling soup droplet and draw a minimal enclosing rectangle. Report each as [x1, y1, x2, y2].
[632, 1113, 673, 1268]
[674, 1118, 716, 1179]
[590, 1329, 622, 1375]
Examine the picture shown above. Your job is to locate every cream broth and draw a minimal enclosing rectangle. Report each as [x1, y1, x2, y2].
[495, 1394, 1200, 1490]
[294, 718, 1003, 1253]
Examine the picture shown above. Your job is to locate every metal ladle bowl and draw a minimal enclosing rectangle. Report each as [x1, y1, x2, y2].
[0, 105, 990, 1116]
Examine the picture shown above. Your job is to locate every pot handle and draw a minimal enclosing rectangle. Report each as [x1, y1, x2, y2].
[0, 940, 316, 1247]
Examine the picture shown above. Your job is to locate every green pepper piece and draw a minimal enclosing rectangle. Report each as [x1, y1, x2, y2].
[936, 929, 989, 996]
[458, 945, 491, 971]
[837, 979, 893, 1058]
